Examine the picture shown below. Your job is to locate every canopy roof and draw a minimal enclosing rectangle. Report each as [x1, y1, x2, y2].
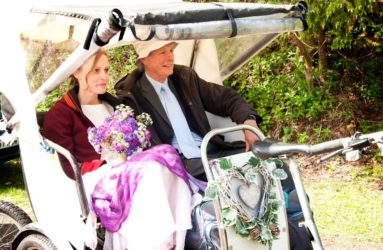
[30, 2, 306, 25]
[23, 1, 307, 45]
[21, 1, 308, 103]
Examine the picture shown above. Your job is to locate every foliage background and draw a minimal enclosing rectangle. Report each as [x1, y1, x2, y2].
[222, 0, 383, 143]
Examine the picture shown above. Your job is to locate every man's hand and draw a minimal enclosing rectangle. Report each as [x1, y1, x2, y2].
[243, 119, 261, 151]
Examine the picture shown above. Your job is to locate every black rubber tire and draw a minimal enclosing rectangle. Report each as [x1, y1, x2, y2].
[0, 200, 32, 250]
[16, 234, 57, 250]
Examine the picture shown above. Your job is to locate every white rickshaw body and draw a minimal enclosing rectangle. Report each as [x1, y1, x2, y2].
[0, 1, 311, 249]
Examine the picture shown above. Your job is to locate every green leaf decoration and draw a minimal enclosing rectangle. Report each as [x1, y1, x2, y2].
[271, 200, 281, 212]
[246, 220, 258, 230]
[271, 168, 288, 180]
[203, 183, 219, 201]
[247, 156, 261, 168]
[222, 207, 238, 227]
[265, 158, 284, 168]
[245, 171, 260, 183]
[218, 158, 233, 170]
[260, 226, 273, 240]
[235, 218, 248, 235]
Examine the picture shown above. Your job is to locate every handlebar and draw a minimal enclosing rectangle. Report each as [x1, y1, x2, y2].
[201, 124, 265, 181]
[251, 131, 383, 163]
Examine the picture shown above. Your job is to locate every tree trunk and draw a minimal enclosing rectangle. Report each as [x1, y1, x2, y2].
[317, 27, 327, 85]
[291, 32, 313, 92]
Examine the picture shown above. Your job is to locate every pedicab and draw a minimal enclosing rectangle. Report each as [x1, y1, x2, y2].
[0, 0, 315, 249]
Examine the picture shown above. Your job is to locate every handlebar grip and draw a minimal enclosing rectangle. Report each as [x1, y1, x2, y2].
[252, 131, 382, 159]
[309, 139, 344, 154]
[251, 139, 311, 159]
[252, 138, 346, 159]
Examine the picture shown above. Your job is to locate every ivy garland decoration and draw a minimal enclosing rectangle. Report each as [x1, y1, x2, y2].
[203, 156, 287, 248]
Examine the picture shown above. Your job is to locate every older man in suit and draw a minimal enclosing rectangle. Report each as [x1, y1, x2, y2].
[114, 40, 261, 180]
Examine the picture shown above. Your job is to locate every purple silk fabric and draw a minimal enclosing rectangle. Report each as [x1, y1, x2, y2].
[91, 144, 191, 232]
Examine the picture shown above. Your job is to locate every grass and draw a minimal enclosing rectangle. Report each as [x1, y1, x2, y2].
[0, 158, 33, 216]
[305, 180, 383, 245]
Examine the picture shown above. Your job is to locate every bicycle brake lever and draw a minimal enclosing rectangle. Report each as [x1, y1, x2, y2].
[348, 138, 370, 150]
[316, 147, 354, 164]
[316, 149, 342, 164]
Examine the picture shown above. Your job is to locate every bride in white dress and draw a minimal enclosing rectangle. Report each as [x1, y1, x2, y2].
[43, 50, 199, 249]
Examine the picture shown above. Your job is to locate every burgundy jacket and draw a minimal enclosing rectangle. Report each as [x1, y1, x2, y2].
[43, 87, 121, 179]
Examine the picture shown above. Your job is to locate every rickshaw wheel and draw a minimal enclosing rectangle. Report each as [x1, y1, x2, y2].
[0, 201, 32, 250]
[16, 234, 57, 250]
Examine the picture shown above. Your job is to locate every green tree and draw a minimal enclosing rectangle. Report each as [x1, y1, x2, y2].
[305, 0, 382, 84]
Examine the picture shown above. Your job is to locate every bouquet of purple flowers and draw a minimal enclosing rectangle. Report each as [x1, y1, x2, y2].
[87, 104, 152, 157]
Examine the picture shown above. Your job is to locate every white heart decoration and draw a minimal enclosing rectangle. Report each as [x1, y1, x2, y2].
[238, 183, 262, 209]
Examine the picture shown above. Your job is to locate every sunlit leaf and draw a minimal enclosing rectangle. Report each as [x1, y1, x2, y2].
[245, 171, 260, 183]
[203, 183, 219, 201]
[222, 207, 237, 227]
[248, 156, 261, 168]
[271, 168, 288, 180]
[235, 219, 248, 234]
[218, 158, 232, 170]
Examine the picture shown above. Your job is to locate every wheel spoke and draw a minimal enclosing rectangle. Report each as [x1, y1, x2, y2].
[0, 216, 19, 250]
[0, 223, 19, 240]
[0, 201, 32, 250]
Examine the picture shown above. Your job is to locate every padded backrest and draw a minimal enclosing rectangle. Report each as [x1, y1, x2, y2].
[174, 39, 244, 142]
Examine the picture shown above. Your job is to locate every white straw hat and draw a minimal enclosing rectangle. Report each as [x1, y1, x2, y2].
[133, 40, 178, 59]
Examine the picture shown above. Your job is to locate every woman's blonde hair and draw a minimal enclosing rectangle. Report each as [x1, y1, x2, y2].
[70, 50, 107, 87]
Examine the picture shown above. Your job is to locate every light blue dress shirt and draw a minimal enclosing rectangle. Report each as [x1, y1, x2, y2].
[145, 73, 203, 153]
